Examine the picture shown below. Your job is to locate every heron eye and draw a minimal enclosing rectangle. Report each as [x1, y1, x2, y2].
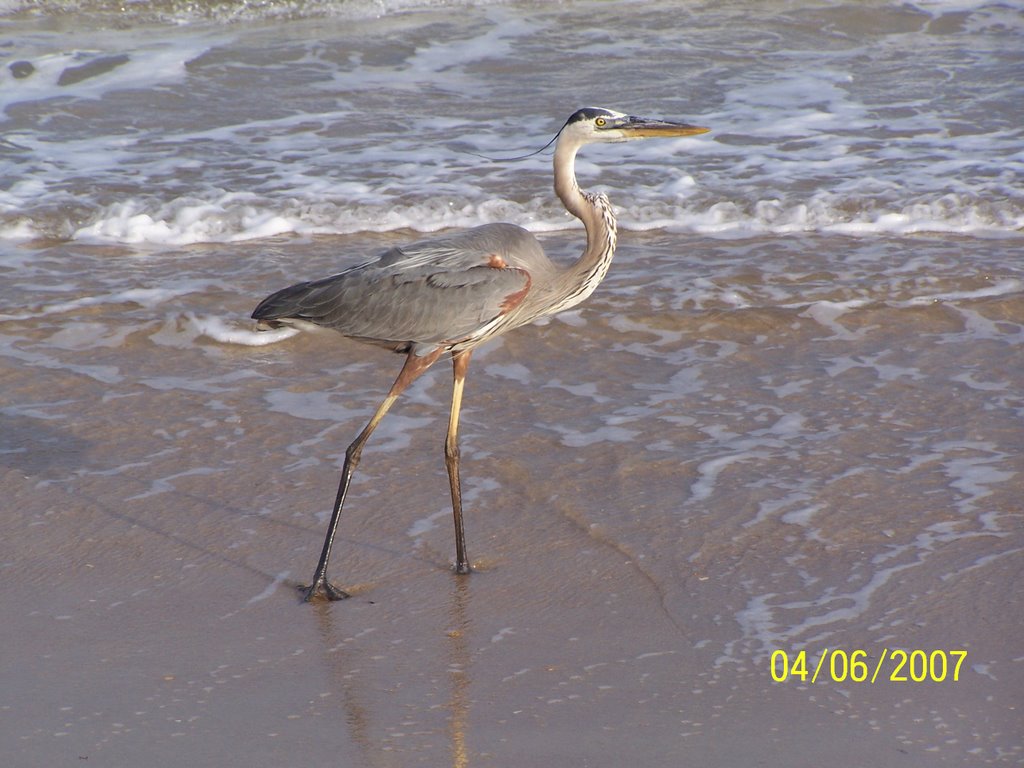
[595, 117, 606, 127]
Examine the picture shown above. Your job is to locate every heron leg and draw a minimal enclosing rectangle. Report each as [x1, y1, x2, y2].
[445, 350, 472, 575]
[303, 348, 443, 602]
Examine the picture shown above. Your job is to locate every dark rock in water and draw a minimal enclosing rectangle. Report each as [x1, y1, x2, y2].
[9, 60, 35, 79]
[57, 54, 130, 86]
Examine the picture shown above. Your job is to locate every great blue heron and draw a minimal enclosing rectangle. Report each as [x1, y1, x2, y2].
[253, 107, 710, 602]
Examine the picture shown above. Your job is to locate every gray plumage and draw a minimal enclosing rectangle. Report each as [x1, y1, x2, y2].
[253, 223, 545, 354]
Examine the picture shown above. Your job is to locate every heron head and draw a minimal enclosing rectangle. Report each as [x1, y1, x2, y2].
[562, 107, 710, 144]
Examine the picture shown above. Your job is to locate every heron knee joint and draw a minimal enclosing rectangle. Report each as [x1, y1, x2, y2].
[345, 443, 364, 466]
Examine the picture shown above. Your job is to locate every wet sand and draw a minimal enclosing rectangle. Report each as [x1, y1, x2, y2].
[2, 232, 1021, 765]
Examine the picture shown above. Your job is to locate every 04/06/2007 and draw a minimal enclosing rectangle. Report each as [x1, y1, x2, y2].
[770, 649, 968, 684]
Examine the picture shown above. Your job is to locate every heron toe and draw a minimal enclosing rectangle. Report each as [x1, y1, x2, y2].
[301, 578, 351, 602]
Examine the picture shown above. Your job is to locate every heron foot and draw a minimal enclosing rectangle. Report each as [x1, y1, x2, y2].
[300, 577, 351, 602]
[454, 563, 472, 576]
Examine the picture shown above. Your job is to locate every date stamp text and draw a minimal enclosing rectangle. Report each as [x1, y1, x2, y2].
[770, 649, 967, 684]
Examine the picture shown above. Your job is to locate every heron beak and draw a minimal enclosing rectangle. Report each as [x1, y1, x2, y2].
[619, 117, 710, 138]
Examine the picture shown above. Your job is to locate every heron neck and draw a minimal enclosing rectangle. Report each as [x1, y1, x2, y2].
[552, 138, 618, 309]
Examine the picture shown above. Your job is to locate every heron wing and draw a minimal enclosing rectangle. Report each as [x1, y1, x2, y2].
[252, 224, 540, 351]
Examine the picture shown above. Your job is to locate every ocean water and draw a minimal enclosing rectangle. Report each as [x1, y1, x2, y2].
[1, 1, 1022, 765]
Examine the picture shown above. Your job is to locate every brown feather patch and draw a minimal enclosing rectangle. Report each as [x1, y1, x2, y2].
[499, 269, 532, 313]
